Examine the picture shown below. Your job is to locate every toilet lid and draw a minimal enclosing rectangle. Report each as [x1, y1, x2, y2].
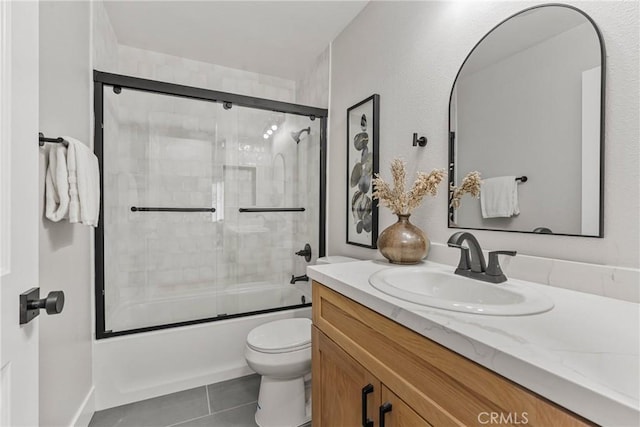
[247, 318, 312, 354]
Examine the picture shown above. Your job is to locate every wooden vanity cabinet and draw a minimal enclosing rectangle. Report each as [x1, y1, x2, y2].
[311, 281, 593, 427]
[313, 326, 431, 427]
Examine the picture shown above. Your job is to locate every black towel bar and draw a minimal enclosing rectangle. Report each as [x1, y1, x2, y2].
[38, 133, 66, 147]
[239, 208, 305, 213]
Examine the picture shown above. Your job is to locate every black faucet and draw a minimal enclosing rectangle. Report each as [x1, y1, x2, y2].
[290, 274, 309, 284]
[447, 232, 516, 283]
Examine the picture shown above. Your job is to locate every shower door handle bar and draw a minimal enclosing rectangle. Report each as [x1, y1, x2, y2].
[130, 207, 216, 213]
[238, 208, 305, 213]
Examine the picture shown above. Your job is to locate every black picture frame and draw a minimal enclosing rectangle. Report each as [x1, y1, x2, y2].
[346, 94, 379, 248]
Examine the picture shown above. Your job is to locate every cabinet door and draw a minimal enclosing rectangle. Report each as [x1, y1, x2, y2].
[379, 385, 432, 427]
[313, 326, 380, 427]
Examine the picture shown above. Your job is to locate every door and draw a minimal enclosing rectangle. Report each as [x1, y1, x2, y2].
[312, 326, 380, 427]
[0, 2, 40, 426]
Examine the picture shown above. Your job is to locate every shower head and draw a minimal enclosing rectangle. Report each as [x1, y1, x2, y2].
[290, 127, 311, 144]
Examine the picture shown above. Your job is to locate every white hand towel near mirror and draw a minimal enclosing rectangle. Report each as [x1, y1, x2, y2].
[480, 176, 519, 218]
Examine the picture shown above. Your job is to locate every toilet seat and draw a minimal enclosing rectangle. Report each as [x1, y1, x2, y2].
[247, 318, 311, 354]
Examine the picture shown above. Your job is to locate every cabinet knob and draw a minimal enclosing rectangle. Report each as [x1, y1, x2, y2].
[379, 402, 393, 427]
[361, 384, 374, 427]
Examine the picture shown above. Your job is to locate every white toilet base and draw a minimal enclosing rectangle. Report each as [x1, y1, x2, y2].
[255, 375, 311, 427]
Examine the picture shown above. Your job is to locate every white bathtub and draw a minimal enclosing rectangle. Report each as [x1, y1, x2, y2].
[107, 281, 309, 332]
[94, 283, 312, 410]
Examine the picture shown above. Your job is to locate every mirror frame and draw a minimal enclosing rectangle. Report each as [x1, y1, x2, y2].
[447, 3, 606, 237]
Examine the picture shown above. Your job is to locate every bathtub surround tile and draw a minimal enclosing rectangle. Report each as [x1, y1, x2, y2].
[89, 386, 209, 427]
[207, 374, 261, 413]
[117, 45, 296, 103]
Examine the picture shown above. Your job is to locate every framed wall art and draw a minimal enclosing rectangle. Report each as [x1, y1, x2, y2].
[346, 94, 379, 248]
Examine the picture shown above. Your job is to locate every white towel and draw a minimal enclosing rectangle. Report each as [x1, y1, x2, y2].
[65, 137, 100, 227]
[45, 145, 70, 222]
[480, 176, 520, 218]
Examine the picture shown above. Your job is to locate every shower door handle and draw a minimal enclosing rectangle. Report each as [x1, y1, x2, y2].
[239, 207, 305, 213]
[131, 206, 215, 213]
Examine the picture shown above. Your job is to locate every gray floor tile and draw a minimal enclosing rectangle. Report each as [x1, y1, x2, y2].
[172, 403, 258, 427]
[207, 375, 260, 413]
[89, 387, 209, 427]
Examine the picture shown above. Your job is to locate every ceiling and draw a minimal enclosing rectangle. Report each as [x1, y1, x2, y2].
[104, 1, 368, 81]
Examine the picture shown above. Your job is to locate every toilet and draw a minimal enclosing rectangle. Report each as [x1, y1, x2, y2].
[245, 318, 312, 427]
[245, 256, 358, 427]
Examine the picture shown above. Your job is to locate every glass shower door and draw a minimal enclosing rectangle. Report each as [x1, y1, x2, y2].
[215, 106, 320, 317]
[102, 86, 227, 332]
[97, 72, 325, 337]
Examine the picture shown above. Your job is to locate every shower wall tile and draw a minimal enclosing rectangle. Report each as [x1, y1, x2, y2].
[117, 45, 296, 103]
[92, 0, 119, 72]
[296, 46, 330, 108]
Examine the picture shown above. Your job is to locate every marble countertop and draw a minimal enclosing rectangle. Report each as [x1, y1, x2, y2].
[307, 260, 640, 426]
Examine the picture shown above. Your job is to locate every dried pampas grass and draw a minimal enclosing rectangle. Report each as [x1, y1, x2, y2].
[372, 159, 445, 215]
[449, 171, 482, 209]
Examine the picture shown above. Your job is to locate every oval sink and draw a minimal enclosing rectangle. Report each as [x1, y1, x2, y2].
[368, 267, 554, 315]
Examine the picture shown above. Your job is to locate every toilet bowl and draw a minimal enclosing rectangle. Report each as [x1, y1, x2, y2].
[245, 318, 312, 427]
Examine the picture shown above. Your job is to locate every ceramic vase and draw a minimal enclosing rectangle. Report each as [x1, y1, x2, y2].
[378, 214, 429, 264]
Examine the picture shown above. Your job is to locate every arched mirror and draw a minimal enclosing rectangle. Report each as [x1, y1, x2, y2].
[448, 4, 604, 237]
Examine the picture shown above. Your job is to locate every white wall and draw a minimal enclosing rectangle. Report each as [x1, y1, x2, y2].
[328, 2, 639, 281]
[38, 1, 94, 426]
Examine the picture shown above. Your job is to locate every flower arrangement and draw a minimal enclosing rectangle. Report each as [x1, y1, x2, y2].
[449, 171, 482, 209]
[372, 159, 446, 215]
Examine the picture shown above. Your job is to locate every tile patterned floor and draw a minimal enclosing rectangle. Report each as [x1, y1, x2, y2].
[89, 375, 261, 427]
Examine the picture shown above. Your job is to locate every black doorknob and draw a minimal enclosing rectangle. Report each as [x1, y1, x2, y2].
[20, 288, 65, 324]
[27, 291, 65, 315]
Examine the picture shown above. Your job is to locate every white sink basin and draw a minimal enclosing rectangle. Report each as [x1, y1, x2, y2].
[368, 267, 554, 315]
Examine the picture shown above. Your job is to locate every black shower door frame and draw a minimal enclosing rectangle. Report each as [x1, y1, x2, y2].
[93, 70, 327, 339]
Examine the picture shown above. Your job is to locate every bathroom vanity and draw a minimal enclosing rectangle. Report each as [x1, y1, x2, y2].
[308, 261, 639, 426]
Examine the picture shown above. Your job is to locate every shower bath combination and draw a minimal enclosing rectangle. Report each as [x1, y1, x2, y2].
[93, 71, 327, 339]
